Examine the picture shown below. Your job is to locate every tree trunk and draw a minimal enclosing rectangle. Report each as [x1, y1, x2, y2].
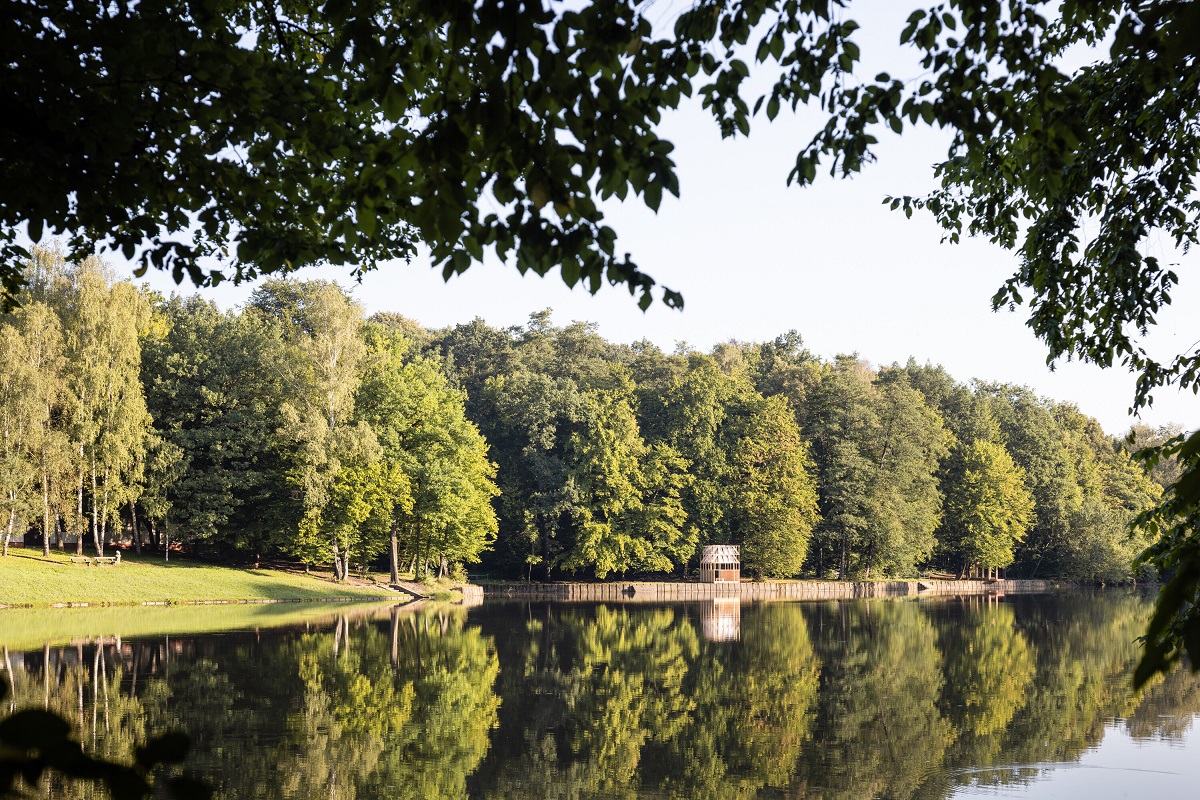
[97, 467, 112, 557]
[3, 507, 13, 556]
[412, 519, 422, 579]
[41, 466, 51, 557]
[92, 462, 102, 557]
[331, 541, 343, 581]
[389, 520, 400, 584]
[76, 466, 84, 556]
[163, 518, 170, 562]
[438, 556, 447, 580]
[132, 502, 142, 555]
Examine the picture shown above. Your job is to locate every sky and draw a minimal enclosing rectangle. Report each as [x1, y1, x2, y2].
[123, 1, 1197, 435]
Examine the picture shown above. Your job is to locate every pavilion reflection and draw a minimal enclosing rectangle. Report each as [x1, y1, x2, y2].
[700, 598, 741, 642]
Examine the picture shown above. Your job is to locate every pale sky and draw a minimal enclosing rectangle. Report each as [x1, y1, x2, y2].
[122, 2, 1197, 435]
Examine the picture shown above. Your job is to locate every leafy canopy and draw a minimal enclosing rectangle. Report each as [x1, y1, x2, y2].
[8, 0, 1200, 680]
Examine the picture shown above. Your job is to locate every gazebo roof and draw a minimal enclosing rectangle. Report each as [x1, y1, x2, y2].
[700, 545, 740, 564]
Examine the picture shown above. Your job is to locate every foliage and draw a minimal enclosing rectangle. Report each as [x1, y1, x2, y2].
[356, 327, 497, 578]
[0, 258, 1178, 592]
[141, 295, 292, 556]
[941, 439, 1035, 574]
[729, 394, 820, 578]
[6, 0, 1200, 681]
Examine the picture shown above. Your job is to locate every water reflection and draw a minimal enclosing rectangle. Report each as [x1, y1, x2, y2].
[0, 592, 1197, 799]
[700, 599, 740, 642]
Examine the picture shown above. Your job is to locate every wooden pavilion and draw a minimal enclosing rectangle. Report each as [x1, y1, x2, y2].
[699, 545, 740, 583]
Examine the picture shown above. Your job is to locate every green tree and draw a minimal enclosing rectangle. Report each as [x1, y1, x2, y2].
[728, 394, 819, 578]
[977, 384, 1082, 577]
[141, 295, 293, 558]
[941, 439, 1035, 577]
[0, 320, 36, 555]
[254, 279, 377, 577]
[802, 359, 948, 578]
[9, 298, 70, 557]
[559, 378, 694, 578]
[357, 326, 497, 580]
[53, 258, 152, 557]
[653, 356, 739, 559]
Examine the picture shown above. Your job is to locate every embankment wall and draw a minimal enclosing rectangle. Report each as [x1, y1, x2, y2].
[480, 579, 1057, 602]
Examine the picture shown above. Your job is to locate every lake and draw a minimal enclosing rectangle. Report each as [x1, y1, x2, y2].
[1, 591, 1197, 799]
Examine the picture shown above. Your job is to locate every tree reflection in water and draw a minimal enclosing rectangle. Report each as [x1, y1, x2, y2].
[1, 592, 1198, 800]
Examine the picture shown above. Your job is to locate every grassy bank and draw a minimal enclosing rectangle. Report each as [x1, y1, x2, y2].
[0, 550, 395, 606]
[0, 600, 402, 651]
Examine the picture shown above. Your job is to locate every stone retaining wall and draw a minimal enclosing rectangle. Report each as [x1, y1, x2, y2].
[480, 579, 1057, 602]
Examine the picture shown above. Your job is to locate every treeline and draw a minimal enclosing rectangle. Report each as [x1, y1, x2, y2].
[0, 248, 496, 579]
[0, 249, 1175, 581]
[424, 315, 1168, 581]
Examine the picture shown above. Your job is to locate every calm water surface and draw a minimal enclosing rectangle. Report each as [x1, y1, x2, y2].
[1, 592, 1197, 799]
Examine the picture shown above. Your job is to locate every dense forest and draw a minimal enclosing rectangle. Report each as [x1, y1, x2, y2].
[0, 248, 1182, 582]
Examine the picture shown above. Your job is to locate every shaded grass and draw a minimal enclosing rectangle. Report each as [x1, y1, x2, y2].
[0, 550, 394, 606]
[0, 600, 402, 651]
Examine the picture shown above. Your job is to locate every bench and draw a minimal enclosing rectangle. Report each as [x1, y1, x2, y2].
[69, 554, 121, 566]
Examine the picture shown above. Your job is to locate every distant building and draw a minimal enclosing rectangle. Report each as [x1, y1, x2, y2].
[699, 545, 740, 583]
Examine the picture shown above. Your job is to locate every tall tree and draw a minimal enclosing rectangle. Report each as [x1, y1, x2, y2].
[941, 439, 1035, 577]
[256, 280, 373, 578]
[357, 326, 496, 581]
[978, 384, 1083, 577]
[801, 358, 948, 578]
[562, 382, 685, 578]
[728, 394, 820, 578]
[141, 295, 294, 557]
[57, 258, 152, 556]
[0, 322, 36, 555]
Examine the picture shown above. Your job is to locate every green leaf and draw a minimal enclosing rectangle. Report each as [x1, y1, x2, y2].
[644, 180, 663, 212]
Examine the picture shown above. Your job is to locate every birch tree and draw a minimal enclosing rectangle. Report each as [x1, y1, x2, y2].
[0, 323, 35, 555]
[60, 261, 152, 556]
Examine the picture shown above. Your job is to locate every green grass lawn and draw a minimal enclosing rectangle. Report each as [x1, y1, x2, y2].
[0, 549, 395, 606]
[0, 599, 401, 651]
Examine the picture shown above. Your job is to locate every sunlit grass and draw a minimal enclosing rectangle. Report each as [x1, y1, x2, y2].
[0, 599, 402, 651]
[0, 549, 394, 606]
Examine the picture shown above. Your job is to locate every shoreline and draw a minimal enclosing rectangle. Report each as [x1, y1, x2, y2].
[479, 578, 1064, 602]
[0, 595, 394, 611]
